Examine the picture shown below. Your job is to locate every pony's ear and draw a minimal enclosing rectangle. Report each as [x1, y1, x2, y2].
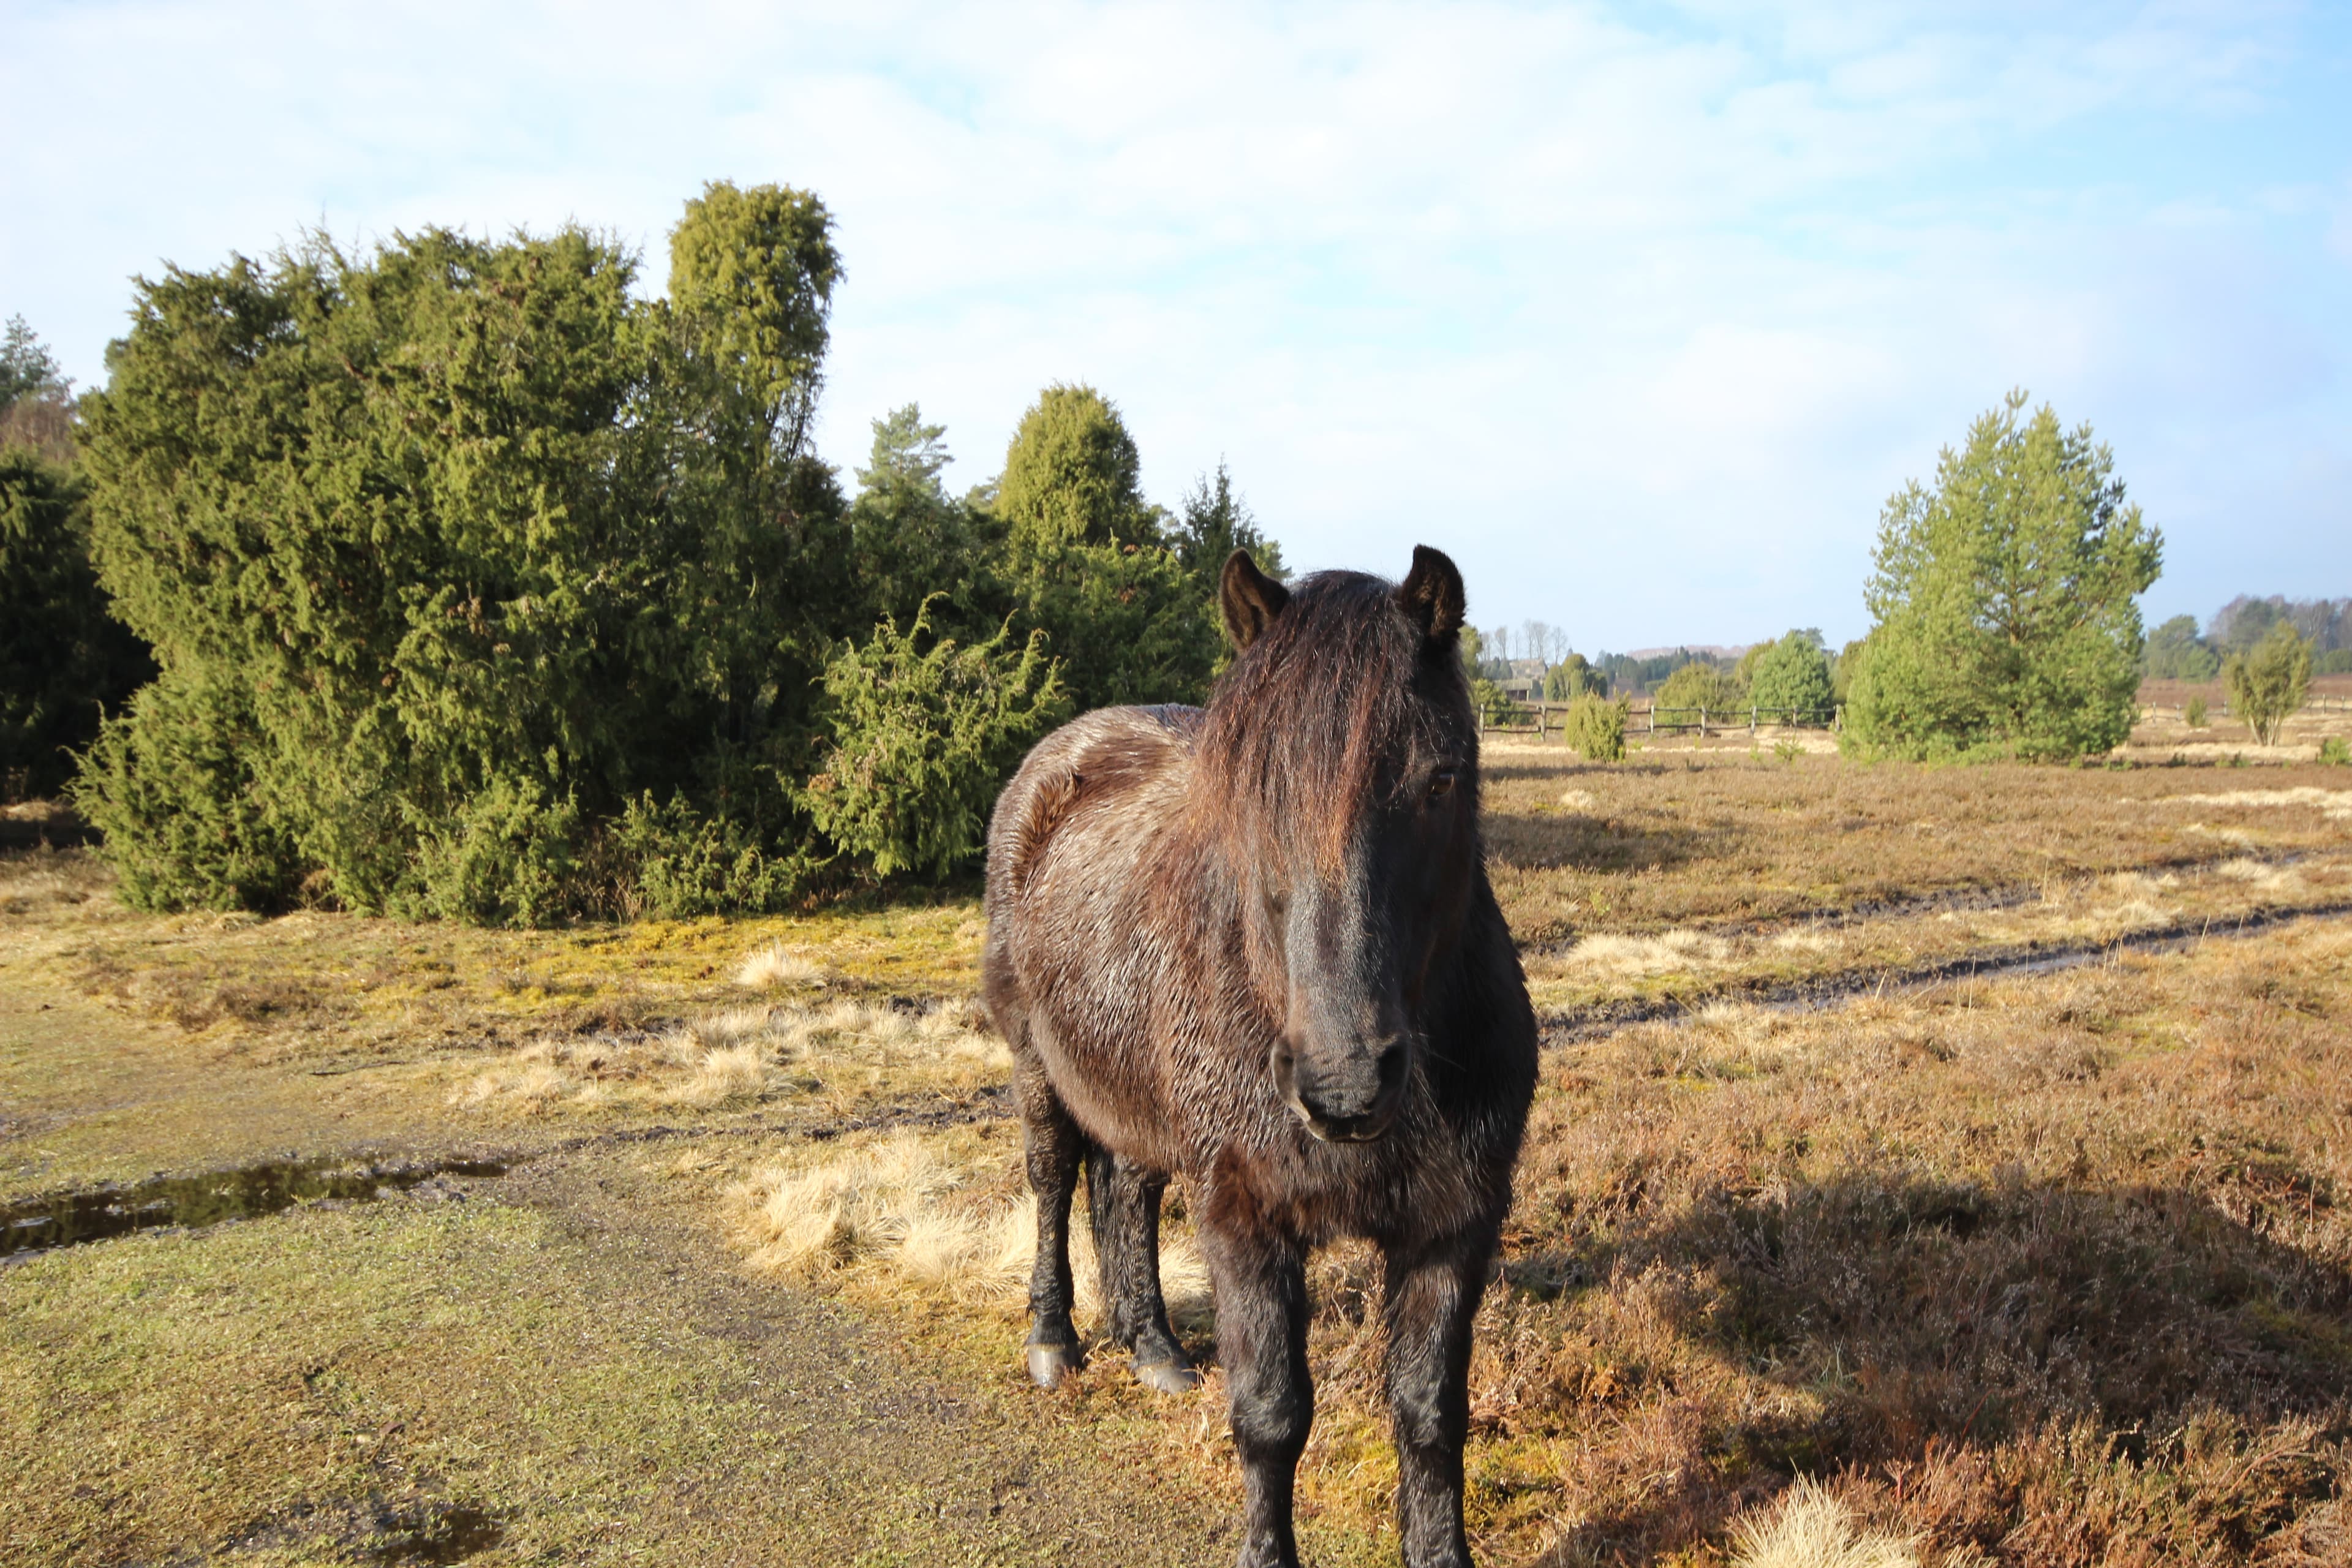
[1395, 545, 1465, 649]
[1221, 549, 1291, 651]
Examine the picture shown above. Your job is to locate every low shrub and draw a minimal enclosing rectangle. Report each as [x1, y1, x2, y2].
[801, 601, 1068, 880]
[1746, 631, 1834, 721]
[2225, 624, 2312, 747]
[1561, 693, 1629, 763]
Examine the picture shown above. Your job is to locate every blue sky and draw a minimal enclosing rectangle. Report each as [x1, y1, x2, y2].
[4, 1, 2346, 652]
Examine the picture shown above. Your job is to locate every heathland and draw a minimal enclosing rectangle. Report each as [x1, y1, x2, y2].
[6, 724, 2350, 1566]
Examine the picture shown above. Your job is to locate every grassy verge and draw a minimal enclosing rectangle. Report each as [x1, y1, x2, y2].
[0, 1145, 1232, 1566]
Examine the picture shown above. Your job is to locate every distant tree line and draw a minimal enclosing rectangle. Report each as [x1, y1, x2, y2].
[1, 183, 1281, 921]
[1461, 629, 1839, 718]
[2146, 598, 2352, 681]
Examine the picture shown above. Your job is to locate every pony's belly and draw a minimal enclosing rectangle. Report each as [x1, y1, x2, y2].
[1022, 965, 1192, 1175]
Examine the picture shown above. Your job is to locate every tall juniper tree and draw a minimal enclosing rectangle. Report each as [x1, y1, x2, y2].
[74, 188, 854, 918]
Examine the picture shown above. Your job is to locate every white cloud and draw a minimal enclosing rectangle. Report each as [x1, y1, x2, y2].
[2, 0, 2343, 645]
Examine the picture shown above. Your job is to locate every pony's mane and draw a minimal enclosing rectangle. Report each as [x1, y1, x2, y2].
[1194, 570, 1473, 868]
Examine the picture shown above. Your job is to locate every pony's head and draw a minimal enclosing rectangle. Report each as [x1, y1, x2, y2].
[1197, 546, 1479, 1144]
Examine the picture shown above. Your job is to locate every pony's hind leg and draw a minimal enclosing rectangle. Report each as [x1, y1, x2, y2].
[1085, 1147, 1200, 1393]
[1014, 1048, 1085, 1387]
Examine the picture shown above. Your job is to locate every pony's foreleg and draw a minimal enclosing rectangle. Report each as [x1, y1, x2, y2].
[1380, 1229, 1494, 1568]
[1203, 1224, 1311, 1568]
[1085, 1148, 1199, 1393]
[1015, 1052, 1085, 1387]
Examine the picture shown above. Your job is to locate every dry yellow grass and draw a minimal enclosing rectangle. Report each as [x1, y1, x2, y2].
[724, 1129, 1213, 1327]
[1550, 929, 1733, 979]
[450, 997, 1009, 1118]
[13, 853, 990, 1081]
[2169, 786, 2352, 822]
[733, 941, 827, 989]
[1727, 1480, 1929, 1568]
[1483, 752, 2352, 944]
[726, 916, 2352, 1566]
[1521, 848, 2351, 1017]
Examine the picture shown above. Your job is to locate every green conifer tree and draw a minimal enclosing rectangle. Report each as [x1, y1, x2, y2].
[1845, 391, 2160, 761]
[989, 385, 1218, 712]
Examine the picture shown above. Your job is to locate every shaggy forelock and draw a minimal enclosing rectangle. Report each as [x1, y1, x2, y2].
[1196, 570, 1471, 868]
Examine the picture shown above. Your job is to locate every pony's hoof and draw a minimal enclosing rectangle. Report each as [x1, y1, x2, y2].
[1026, 1342, 1082, 1387]
[1133, 1354, 1201, 1395]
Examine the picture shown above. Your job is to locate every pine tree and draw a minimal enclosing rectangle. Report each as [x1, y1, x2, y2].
[1845, 391, 2160, 761]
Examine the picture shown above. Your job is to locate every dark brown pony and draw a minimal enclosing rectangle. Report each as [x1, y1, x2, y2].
[983, 546, 1537, 1568]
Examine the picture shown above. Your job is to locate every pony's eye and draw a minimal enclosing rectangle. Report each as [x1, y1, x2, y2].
[1427, 769, 1458, 801]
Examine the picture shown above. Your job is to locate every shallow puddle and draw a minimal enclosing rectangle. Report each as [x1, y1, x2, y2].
[1, 1153, 511, 1260]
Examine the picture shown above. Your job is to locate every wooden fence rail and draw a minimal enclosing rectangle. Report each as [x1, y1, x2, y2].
[1476, 702, 1844, 738]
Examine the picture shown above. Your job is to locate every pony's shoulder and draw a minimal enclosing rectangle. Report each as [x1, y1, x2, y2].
[989, 705, 1200, 897]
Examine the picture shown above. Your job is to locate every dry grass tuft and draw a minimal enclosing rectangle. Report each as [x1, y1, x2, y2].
[733, 941, 827, 990]
[1728, 1480, 1924, 1568]
[726, 1131, 1212, 1322]
[2214, 856, 2305, 894]
[1556, 929, 1732, 978]
[450, 996, 1010, 1117]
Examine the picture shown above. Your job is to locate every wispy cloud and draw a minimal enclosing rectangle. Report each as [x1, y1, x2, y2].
[4, 1, 2343, 644]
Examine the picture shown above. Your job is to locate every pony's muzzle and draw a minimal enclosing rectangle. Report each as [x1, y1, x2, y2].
[1275, 1036, 1409, 1144]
